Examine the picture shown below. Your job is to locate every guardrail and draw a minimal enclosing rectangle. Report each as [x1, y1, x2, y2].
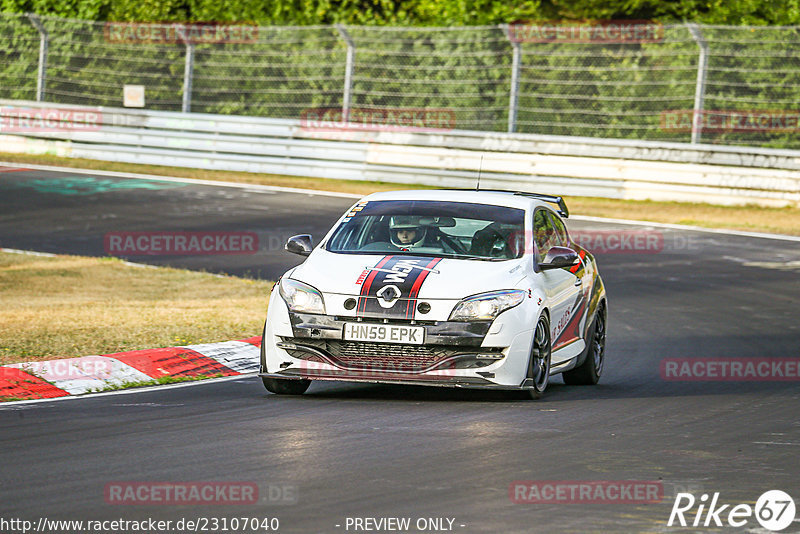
[1, 100, 799, 207]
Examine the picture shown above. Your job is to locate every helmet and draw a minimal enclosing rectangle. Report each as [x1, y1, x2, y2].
[389, 215, 427, 248]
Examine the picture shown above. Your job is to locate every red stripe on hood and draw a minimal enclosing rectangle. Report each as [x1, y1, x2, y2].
[358, 256, 392, 315]
[404, 257, 442, 318]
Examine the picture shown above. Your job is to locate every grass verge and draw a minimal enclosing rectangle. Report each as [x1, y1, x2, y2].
[0, 251, 272, 365]
[88, 374, 226, 393]
[2, 151, 798, 236]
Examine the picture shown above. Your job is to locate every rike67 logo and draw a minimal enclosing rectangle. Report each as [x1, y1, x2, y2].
[668, 490, 796, 531]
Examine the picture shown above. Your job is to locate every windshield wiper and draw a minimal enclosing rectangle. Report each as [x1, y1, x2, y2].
[401, 252, 507, 261]
[445, 254, 507, 261]
[334, 249, 509, 261]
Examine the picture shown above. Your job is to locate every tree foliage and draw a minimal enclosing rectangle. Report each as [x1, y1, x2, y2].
[2, 2, 799, 149]
[2, 0, 799, 24]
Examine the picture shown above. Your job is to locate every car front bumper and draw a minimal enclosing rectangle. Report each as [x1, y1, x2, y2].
[258, 370, 539, 391]
[262, 300, 537, 389]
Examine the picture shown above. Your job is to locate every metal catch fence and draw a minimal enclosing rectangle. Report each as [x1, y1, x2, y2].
[1, 14, 800, 149]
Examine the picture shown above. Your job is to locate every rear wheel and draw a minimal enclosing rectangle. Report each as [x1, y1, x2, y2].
[563, 304, 606, 385]
[527, 315, 552, 399]
[262, 377, 311, 395]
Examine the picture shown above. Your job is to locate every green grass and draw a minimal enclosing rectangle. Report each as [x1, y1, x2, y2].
[88, 374, 227, 393]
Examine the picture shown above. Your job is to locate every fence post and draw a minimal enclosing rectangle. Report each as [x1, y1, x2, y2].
[182, 43, 195, 113]
[687, 23, 709, 144]
[26, 14, 48, 102]
[501, 24, 521, 133]
[336, 25, 355, 124]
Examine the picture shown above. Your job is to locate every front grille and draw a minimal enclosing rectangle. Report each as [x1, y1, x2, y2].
[281, 338, 502, 372]
[328, 341, 456, 371]
[332, 316, 437, 326]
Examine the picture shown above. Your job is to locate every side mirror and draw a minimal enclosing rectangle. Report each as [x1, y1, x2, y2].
[539, 246, 579, 270]
[285, 234, 314, 256]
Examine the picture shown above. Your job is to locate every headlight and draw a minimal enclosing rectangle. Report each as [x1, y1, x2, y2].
[449, 290, 526, 321]
[279, 278, 326, 314]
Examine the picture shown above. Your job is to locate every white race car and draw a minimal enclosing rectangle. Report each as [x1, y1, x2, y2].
[260, 190, 607, 399]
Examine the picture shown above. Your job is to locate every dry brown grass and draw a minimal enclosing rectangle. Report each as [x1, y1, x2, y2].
[0, 252, 272, 365]
[567, 197, 800, 236]
[1, 151, 798, 235]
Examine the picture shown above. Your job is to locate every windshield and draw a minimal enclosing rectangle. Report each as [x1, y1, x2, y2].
[326, 200, 526, 260]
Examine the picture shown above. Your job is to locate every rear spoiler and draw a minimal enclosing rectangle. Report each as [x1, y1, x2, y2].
[513, 192, 569, 218]
[438, 189, 570, 218]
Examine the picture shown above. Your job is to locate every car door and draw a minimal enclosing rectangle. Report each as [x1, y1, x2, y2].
[533, 209, 582, 363]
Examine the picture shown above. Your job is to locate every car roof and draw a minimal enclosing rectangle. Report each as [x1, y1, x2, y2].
[357, 189, 567, 216]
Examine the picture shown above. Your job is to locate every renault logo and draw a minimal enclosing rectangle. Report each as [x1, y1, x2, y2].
[376, 284, 401, 308]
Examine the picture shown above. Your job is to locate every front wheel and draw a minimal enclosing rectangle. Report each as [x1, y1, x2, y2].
[262, 377, 311, 395]
[563, 304, 606, 385]
[527, 315, 552, 399]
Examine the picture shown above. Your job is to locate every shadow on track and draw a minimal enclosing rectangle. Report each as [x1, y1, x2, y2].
[257, 378, 797, 404]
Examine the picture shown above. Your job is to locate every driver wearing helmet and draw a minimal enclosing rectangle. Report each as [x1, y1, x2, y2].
[389, 215, 428, 249]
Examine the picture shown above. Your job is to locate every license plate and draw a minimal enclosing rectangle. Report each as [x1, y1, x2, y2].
[343, 323, 424, 345]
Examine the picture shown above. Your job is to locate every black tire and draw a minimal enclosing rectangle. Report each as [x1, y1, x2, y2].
[563, 304, 606, 385]
[527, 314, 552, 400]
[261, 377, 311, 395]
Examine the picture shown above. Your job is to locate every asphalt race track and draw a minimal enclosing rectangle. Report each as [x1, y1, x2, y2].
[0, 166, 353, 279]
[1, 165, 799, 533]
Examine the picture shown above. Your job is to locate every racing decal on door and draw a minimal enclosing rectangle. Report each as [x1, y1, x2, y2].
[357, 256, 441, 319]
[552, 248, 591, 349]
[552, 285, 590, 350]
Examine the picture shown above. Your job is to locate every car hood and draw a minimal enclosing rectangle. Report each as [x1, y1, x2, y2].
[290, 249, 528, 300]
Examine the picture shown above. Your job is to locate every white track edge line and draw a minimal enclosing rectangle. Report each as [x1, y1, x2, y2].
[0, 161, 362, 199]
[0, 248, 236, 275]
[0, 248, 57, 257]
[3, 160, 798, 241]
[0, 373, 258, 408]
[570, 215, 800, 242]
